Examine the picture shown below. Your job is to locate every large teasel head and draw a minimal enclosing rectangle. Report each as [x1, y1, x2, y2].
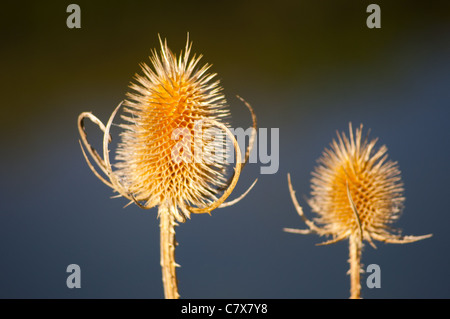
[115, 39, 230, 218]
[285, 123, 431, 298]
[77, 36, 257, 223]
[77, 36, 256, 299]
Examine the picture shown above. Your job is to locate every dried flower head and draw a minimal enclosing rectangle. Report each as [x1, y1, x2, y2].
[77, 36, 256, 299]
[115, 37, 239, 221]
[285, 123, 431, 298]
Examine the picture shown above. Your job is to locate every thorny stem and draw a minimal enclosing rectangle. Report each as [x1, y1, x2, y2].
[349, 233, 363, 299]
[159, 204, 179, 299]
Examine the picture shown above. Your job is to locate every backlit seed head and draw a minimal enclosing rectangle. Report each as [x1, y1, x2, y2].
[285, 123, 431, 298]
[78, 36, 257, 224]
[308, 123, 406, 242]
[114, 37, 231, 217]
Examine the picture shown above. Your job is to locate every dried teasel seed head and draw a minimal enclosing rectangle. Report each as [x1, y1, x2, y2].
[78, 36, 256, 224]
[113, 37, 235, 221]
[285, 124, 431, 299]
[307, 123, 430, 244]
[78, 35, 256, 299]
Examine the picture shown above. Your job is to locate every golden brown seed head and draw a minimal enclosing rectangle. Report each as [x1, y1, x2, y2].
[308, 123, 405, 241]
[115, 38, 231, 216]
[285, 123, 431, 299]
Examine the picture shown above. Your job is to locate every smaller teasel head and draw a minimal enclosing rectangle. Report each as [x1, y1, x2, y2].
[285, 123, 431, 247]
[77, 36, 257, 222]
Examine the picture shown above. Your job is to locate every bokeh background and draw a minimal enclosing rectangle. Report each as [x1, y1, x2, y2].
[0, 0, 449, 299]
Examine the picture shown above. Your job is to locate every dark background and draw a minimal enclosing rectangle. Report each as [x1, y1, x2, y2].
[0, 1, 449, 298]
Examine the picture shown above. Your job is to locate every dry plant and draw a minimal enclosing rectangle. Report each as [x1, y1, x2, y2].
[285, 123, 431, 299]
[77, 36, 257, 299]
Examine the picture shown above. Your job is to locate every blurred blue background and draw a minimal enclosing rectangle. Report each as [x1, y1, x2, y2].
[0, 1, 449, 298]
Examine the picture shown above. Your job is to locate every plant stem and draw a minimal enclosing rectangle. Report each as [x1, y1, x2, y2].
[159, 204, 179, 299]
[349, 233, 362, 299]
